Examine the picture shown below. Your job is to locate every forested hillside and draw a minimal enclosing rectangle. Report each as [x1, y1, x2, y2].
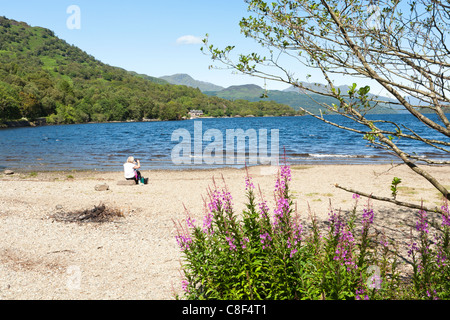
[0, 17, 298, 124]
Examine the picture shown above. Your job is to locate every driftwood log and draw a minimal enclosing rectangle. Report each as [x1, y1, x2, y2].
[51, 203, 124, 223]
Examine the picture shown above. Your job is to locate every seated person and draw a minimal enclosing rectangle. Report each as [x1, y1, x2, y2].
[123, 156, 142, 184]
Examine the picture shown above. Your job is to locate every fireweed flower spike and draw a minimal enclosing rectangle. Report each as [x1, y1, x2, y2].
[245, 176, 255, 191]
[260, 232, 272, 249]
[427, 290, 439, 300]
[207, 189, 219, 213]
[244, 164, 254, 191]
[289, 247, 297, 258]
[274, 164, 291, 194]
[225, 236, 237, 251]
[273, 197, 290, 226]
[380, 237, 389, 249]
[356, 288, 369, 300]
[442, 200, 450, 227]
[328, 208, 344, 237]
[280, 164, 291, 181]
[435, 236, 447, 269]
[416, 210, 429, 234]
[361, 206, 374, 234]
[334, 228, 357, 271]
[174, 216, 194, 251]
[181, 280, 190, 293]
[202, 211, 213, 234]
[207, 189, 233, 215]
[287, 221, 303, 257]
[408, 241, 419, 258]
[241, 237, 249, 249]
[175, 226, 193, 252]
[272, 165, 294, 230]
[258, 200, 270, 219]
[186, 216, 196, 229]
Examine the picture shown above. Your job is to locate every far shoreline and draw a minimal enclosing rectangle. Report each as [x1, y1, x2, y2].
[0, 114, 304, 129]
[1, 162, 412, 176]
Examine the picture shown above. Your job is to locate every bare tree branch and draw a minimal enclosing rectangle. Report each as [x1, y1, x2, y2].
[335, 183, 446, 215]
[203, 0, 450, 208]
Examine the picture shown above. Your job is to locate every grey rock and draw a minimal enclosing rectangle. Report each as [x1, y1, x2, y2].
[95, 184, 109, 191]
[3, 170, 14, 175]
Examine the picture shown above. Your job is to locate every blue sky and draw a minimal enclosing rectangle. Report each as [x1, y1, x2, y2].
[1, 0, 389, 94]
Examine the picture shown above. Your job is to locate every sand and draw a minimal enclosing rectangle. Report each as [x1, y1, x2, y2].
[0, 163, 449, 300]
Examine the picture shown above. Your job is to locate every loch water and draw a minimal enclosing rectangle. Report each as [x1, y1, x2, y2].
[0, 114, 449, 172]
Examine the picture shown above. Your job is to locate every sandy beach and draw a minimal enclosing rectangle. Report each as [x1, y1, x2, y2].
[0, 163, 449, 300]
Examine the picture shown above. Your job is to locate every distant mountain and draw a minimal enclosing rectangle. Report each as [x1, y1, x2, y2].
[205, 83, 398, 114]
[404, 96, 450, 113]
[156, 73, 398, 114]
[159, 73, 224, 92]
[218, 84, 265, 98]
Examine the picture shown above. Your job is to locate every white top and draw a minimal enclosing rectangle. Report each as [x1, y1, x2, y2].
[123, 162, 136, 179]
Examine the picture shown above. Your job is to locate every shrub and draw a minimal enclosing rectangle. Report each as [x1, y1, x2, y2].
[175, 165, 450, 300]
[408, 200, 450, 299]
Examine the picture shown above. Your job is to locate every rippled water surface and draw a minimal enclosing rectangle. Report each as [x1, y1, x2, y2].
[0, 114, 448, 171]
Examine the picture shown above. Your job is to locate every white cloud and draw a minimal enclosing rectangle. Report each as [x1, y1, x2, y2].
[175, 35, 203, 45]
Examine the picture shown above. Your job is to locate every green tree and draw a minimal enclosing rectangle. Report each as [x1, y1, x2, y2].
[18, 91, 41, 119]
[0, 85, 21, 119]
[159, 100, 187, 121]
[107, 103, 128, 121]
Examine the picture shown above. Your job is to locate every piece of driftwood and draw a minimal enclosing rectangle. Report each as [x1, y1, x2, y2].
[51, 203, 124, 223]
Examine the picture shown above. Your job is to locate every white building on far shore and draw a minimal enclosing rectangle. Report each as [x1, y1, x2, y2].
[188, 110, 203, 119]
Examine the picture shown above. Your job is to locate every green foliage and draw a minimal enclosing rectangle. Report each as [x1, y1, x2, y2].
[409, 204, 450, 300]
[0, 16, 296, 123]
[0, 82, 21, 119]
[176, 168, 450, 300]
[391, 177, 402, 200]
